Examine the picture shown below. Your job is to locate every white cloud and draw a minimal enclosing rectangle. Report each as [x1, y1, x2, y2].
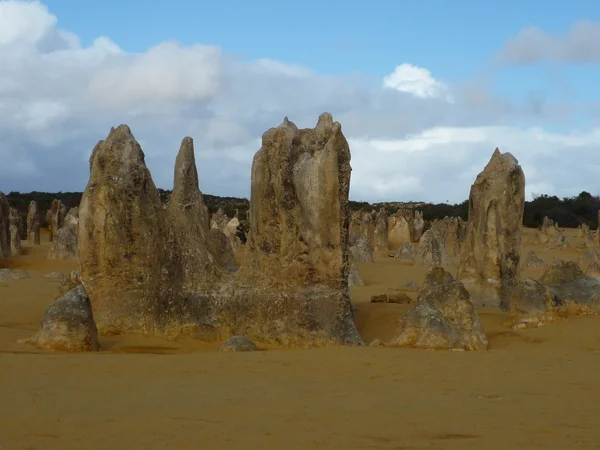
[0, 0, 598, 205]
[383, 63, 453, 102]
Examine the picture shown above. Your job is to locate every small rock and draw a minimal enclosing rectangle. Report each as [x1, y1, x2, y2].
[44, 271, 64, 279]
[0, 269, 30, 281]
[219, 336, 258, 352]
[22, 285, 99, 352]
[369, 339, 385, 347]
[388, 293, 412, 304]
[370, 294, 389, 303]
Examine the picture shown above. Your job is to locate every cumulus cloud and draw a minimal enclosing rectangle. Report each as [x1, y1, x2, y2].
[0, 0, 598, 204]
[496, 21, 600, 64]
[383, 64, 453, 102]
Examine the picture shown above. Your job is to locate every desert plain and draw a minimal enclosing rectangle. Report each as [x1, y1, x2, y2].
[1, 227, 600, 450]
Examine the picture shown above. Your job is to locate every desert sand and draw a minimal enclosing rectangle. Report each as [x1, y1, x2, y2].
[1, 227, 600, 449]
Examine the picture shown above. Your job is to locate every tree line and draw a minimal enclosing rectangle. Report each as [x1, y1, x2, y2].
[5, 190, 599, 229]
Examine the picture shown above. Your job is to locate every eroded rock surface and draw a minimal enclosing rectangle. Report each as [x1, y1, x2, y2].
[539, 260, 600, 314]
[24, 285, 100, 352]
[222, 113, 363, 346]
[9, 207, 21, 256]
[458, 148, 525, 310]
[389, 267, 488, 351]
[505, 278, 566, 330]
[415, 229, 452, 269]
[0, 192, 10, 257]
[27, 200, 41, 245]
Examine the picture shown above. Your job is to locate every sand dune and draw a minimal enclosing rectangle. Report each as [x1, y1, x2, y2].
[1, 227, 600, 449]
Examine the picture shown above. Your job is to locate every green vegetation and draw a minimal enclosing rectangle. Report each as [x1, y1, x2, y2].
[5, 190, 599, 229]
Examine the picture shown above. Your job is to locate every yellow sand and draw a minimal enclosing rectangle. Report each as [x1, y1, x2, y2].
[1, 227, 599, 449]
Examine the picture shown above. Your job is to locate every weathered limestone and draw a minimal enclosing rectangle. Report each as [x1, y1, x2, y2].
[64, 207, 79, 231]
[223, 113, 363, 346]
[458, 148, 525, 310]
[524, 250, 547, 270]
[219, 335, 258, 352]
[27, 200, 41, 245]
[388, 210, 413, 248]
[23, 285, 100, 352]
[166, 137, 219, 290]
[389, 267, 488, 351]
[48, 227, 78, 260]
[0, 192, 10, 257]
[9, 207, 21, 256]
[394, 242, 417, 264]
[349, 235, 374, 263]
[210, 208, 229, 230]
[504, 278, 566, 330]
[209, 228, 237, 270]
[348, 262, 363, 286]
[415, 229, 452, 269]
[413, 210, 424, 242]
[539, 260, 600, 314]
[373, 208, 389, 251]
[48, 199, 65, 241]
[78, 125, 186, 336]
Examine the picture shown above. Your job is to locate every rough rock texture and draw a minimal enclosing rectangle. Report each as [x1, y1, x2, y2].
[524, 250, 547, 270]
[24, 285, 100, 352]
[586, 262, 600, 278]
[48, 199, 65, 241]
[372, 208, 389, 251]
[539, 260, 600, 314]
[505, 278, 566, 330]
[394, 243, 417, 264]
[578, 248, 599, 268]
[9, 207, 21, 256]
[389, 267, 488, 351]
[210, 208, 229, 230]
[371, 293, 412, 304]
[0, 192, 10, 257]
[388, 211, 413, 248]
[537, 218, 560, 247]
[47, 227, 78, 261]
[0, 268, 30, 281]
[415, 229, 452, 269]
[208, 228, 237, 270]
[63, 207, 79, 232]
[349, 236, 374, 263]
[226, 113, 363, 346]
[348, 262, 363, 286]
[27, 200, 41, 245]
[219, 335, 258, 352]
[56, 270, 81, 299]
[458, 148, 525, 310]
[78, 125, 188, 336]
[223, 216, 242, 251]
[166, 137, 219, 290]
[413, 210, 424, 243]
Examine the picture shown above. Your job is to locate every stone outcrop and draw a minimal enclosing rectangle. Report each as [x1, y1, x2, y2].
[413, 210, 424, 242]
[388, 211, 413, 248]
[348, 262, 363, 286]
[0, 268, 30, 281]
[524, 250, 547, 270]
[48, 199, 65, 241]
[63, 207, 79, 231]
[166, 137, 219, 290]
[372, 208, 389, 251]
[9, 207, 21, 256]
[219, 335, 258, 352]
[389, 267, 488, 351]
[208, 228, 237, 270]
[48, 227, 78, 260]
[222, 113, 363, 346]
[415, 229, 452, 269]
[23, 285, 100, 352]
[0, 192, 10, 257]
[78, 125, 187, 336]
[394, 242, 417, 264]
[539, 260, 600, 314]
[27, 200, 41, 245]
[349, 235, 374, 263]
[505, 278, 566, 330]
[210, 208, 229, 231]
[458, 148, 525, 310]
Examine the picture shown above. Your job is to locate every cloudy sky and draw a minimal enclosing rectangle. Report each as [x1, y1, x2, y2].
[0, 0, 599, 203]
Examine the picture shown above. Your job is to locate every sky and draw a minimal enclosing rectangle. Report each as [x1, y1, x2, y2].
[0, 0, 599, 203]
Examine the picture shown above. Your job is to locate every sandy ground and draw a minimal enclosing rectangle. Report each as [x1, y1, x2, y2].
[1, 227, 600, 449]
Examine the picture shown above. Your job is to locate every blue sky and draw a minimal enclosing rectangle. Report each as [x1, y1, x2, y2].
[0, 0, 599, 201]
